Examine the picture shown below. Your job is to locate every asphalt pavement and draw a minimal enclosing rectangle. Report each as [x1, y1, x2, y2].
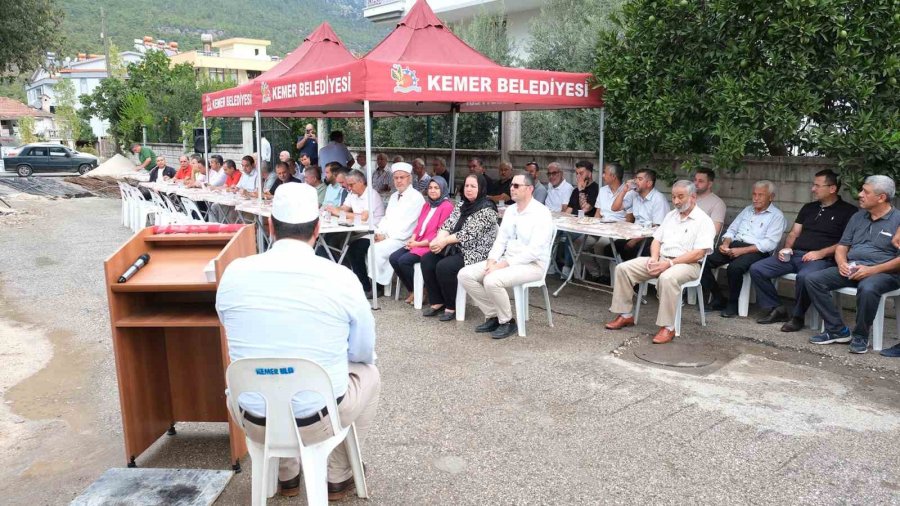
[0, 196, 898, 505]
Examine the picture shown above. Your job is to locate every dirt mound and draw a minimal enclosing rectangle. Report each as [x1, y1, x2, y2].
[83, 154, 140, 178]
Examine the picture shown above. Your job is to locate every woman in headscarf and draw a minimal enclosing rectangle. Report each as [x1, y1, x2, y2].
[420, 174, 499, 320]
[389, 178, 455, 304]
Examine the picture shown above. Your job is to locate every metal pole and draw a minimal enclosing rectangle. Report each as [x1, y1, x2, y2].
[202, 116, 209, 168]
[364, 100, 378, 309]
[598, 107, 605, 172]
[255, 111, 262, 203]
[449, 106, 459, 195]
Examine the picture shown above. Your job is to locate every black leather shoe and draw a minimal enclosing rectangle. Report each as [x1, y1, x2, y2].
[706, 298, 727, 312]
[491, 319, 517, 339]
[279, 474, 301, 497]
[475, 317, 500, 333]
[780, 316, 805, 332]
[438, 311, 455, 321]
[422, 305, 444, 317]
[757, 307, 789, 324]
[720, 306, 738, 318]
[328, 477, 354, 501]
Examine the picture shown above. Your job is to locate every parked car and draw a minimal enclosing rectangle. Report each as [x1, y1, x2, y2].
[1, 143, 99, 176]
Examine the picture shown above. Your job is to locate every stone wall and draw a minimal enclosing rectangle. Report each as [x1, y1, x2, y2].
[145, 143, 247, 163]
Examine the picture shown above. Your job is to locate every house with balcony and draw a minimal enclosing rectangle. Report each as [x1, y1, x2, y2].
[169, 37, 279, 85]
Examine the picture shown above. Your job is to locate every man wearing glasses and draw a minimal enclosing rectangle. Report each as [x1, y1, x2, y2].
[458, 173, 555, 339]
[749, 169, 857, 330]
[543, 162, 574, 213]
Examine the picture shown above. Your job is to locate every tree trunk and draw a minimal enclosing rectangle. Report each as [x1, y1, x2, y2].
[762, 128, 789, 156]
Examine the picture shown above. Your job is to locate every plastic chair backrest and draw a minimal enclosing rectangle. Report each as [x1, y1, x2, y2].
[180, 196, 204, 221]
[148, 189, 168, 209]
[226, 358, 345, 456]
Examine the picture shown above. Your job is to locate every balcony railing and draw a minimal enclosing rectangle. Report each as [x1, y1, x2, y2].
[366, 0, 403, 8]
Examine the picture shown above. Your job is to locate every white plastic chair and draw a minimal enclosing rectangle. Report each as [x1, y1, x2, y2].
[225, 358, 368, 506]
[180, 196, 212, 223]
[830, 287, 900, 351]
[393, 263, 424, 309]
[455, 225, 557, 337]
[122, 184, 159, 231]
[117, 182, 131, 227]
[711, 266, 754, 316]
[634, 255, 708, 337]
[776, 273, 822, 330]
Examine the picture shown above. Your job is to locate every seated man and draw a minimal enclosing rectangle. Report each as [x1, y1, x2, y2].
[524, 162, 547, 204]
[235, 155, 259, 195]
[174, 155, 192, 180]
[487, 161, 514, 205]
[206, 155, 227, 187]
[216, 182, 380, 500]
[693, 168, 726, 236]
[700, 180, 786, 317]
[605, 180, 716, 344]
[609, 168, 670, 260]
[322, 163, 347, 208]
[347, 163, 424, 295]
[749, 169, 857, 330]
[266, 161, 304, 197]
[458, 173, 554, 340]
[304, 165, 327, 205]
[559, 160, 600, 279]
[543, 162, 574, 213]
[149, 155, 175, 183]
[805, 175, 900, 354]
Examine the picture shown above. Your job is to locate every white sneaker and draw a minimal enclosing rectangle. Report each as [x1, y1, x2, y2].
[560, 266, 572, 280]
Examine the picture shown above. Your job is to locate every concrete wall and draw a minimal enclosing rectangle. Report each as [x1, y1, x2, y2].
[145, 143, 246, 163]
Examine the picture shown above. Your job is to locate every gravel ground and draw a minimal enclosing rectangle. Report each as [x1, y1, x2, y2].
[1, 196, 899, 505]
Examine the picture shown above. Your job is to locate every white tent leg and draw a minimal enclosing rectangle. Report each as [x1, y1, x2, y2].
[255, 111, 262, 203]
[449, 107, 459, 196]
[202, 116, 209, 171]
[598, 107, 605, 171]
[364, 100, 378, 309]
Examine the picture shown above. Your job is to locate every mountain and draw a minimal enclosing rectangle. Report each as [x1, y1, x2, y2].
[60, 0, 389, 58]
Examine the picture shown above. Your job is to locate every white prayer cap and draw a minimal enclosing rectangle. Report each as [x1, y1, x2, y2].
[272, 183, 319, 224]
[391, 162, 412, 174]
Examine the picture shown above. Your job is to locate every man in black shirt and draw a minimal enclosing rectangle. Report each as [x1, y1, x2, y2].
[267, 161, 303, 197]
[749, 169, 857, 331]
[487, 161, 514, 205]
[563, 160, 599, 215]
[149, 155, 176, 182]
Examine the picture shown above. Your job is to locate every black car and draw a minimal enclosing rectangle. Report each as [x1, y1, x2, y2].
[2, 143, 99, 176]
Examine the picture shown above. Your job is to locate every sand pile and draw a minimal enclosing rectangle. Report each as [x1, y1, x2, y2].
[83, 154, 141, 178]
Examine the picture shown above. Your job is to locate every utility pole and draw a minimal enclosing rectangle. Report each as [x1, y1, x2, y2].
[101, 8, 110, 77]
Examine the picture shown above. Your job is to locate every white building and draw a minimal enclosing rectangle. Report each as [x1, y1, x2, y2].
[364, 0, 543, 60]
[25, 52, 145, 139]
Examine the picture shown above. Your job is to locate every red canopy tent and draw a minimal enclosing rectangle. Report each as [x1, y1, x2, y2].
[201, 0, 606, 307]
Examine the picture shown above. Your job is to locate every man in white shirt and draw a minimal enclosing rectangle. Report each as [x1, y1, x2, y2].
[216, 182, 380, 500]
[335, 169, 385, 226]
[235, 155, 259, 194]
[318, 130, 354, 170]
[206, 155, 227, 187]
[260, 135, 272, 172]
[605, 180, 716, 344]
[610, 168, 671, 260]
[543, 162, 574, 213]
[458, 173, 555, 339]
[346, 163, 424, 294]
[700, 180, 786, 317]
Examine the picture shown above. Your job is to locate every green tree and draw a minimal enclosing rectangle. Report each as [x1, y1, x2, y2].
[17, 116, 37, 143]
[0, 0, 64, 81]
[594, 0, 900, 181]
[521, 0, 623, 152]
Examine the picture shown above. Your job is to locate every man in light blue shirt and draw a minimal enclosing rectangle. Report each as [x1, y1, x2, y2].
[322, 162, 349, 208]
[701, 180, 786, 317]
[217, 182, 380, 499]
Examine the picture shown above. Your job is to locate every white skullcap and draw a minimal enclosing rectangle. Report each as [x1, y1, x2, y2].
[391, 162, 412, 174]
[271, 183, 319, 224]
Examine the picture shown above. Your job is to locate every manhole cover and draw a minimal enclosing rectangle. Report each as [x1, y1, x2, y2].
[633, 343, 719, 368]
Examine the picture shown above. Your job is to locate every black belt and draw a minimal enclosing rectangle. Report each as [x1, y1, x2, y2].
[242, 394, 345, 428]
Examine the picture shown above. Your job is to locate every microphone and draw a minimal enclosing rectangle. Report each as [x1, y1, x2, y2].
[118, 253, 151, 283]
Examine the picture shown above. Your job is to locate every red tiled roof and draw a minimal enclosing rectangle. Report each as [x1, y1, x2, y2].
[0, 97, 53, 119]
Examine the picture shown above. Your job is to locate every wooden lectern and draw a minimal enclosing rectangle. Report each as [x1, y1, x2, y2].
[103, 225, 256, 470]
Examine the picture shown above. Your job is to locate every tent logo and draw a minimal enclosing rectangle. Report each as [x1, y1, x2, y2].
[260, 82, 272, 104]
[204, 94, 211, 112]
[391, 64, 421, 93]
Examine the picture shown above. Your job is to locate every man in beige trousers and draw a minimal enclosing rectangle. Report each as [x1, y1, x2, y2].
[605, 180, 716, 344]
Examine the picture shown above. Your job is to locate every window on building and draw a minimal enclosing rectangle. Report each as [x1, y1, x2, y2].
[79, 79, 88, 94]
[247, 71, 261, 80]
[208, 68, 226, 81]
[254, 48, 259, 56]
